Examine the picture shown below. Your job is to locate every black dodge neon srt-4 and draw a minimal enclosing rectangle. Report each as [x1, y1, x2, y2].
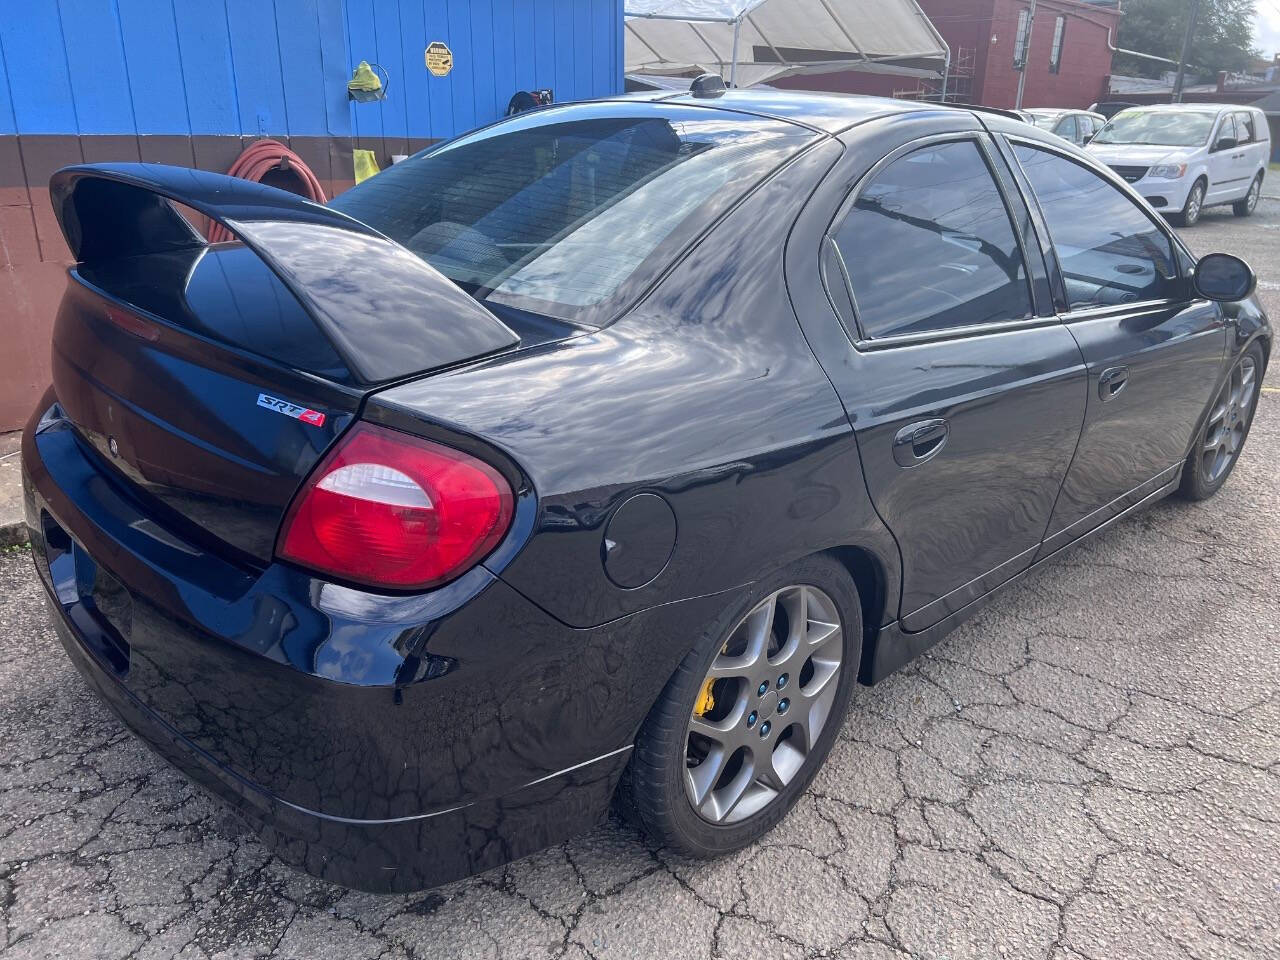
[23, 86, 1269, 891]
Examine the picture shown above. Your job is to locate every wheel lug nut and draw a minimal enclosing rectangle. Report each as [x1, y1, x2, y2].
[759, 721, 772, 737]
[746, 711, 758, 728]
[757, 681, 769, 696]
[777, 673, 789, 689]
[778, 698, 790, 714]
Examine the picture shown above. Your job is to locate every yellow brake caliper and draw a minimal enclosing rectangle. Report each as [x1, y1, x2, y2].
[694, 677, 716, 717]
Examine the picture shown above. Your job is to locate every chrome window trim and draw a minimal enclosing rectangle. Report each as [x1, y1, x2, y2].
[852, 314, 1063, 352]
[1056, 297, 1204, 325]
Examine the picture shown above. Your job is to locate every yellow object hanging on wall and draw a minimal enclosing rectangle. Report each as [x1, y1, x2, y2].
[348, 60, 384, 102]
[353, 149, 381, 183]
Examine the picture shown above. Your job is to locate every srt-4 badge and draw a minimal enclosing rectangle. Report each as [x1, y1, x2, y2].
[257, 393, 326, 427]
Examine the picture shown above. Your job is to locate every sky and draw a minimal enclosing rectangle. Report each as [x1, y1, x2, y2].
[1255, 2, 1280, 57]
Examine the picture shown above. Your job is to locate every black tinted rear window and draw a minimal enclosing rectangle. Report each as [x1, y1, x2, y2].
[330, 104, 814, 325]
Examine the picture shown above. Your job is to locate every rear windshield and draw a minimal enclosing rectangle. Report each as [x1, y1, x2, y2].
[1028, 113, 1060, 130]
[1092, 110, 1217, 146]
[330, 105, 814, 325]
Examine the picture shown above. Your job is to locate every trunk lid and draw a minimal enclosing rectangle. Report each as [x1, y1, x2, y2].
[45, 164, 533, 563]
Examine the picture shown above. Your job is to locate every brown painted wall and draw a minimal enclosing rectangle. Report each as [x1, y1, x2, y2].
[0, 134, 446, 433]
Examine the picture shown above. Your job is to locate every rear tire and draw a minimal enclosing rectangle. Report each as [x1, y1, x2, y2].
[1178, 342, 1265, 501]
[1171, 178, 1206, 227]
[1233, 174, 1263, 217]
[623, 555, 862, 858]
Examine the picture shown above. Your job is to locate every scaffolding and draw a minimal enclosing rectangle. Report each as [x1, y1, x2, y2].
[894, 47, 976, 103]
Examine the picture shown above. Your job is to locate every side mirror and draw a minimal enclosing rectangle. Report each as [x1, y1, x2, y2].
[1195, 253, 1256, 302]
[1082, 133, 1094, 144]
[1214, 136, 1238, 152]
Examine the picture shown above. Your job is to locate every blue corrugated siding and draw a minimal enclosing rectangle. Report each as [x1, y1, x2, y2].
[0, 0, 622, 141]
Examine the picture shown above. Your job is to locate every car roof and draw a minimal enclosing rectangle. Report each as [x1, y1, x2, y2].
[1114, 102, 1242, 115]
[604, 88, 947, 135]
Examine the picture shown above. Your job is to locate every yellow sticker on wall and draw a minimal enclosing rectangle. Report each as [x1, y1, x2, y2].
[426, 42, 454, 77]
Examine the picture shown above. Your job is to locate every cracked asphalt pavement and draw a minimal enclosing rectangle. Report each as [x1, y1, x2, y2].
[2, 203, 1279, 960]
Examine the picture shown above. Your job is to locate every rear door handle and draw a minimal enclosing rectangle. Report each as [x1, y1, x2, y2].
[1099, 365, 1130, 401]
[893, 418, 949, 467]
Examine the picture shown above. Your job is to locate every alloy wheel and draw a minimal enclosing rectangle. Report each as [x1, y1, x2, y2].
[683, 584, 843, 824]
[1186, 184, 1204, 224]
[1202, 354, 1258, 484]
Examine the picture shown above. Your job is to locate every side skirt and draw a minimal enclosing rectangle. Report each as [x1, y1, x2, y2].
[862, 467, 1183, 685]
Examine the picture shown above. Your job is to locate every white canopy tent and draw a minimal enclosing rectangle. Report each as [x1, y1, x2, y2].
[624, 0, 950, 90]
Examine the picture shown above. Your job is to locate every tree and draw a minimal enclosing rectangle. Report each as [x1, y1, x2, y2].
[1114, 0, 1258, 79]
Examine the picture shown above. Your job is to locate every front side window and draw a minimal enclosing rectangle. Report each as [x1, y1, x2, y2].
[1013, 145, 1178, 310]
[1092, 110, 1217, 147]
[1215, 114, 1238, 148]
[832, 140, 1032, 339]
[1050, 15, 1067, 73]
[330, 108, 814, 324]
[1056, 115, 1079, 145]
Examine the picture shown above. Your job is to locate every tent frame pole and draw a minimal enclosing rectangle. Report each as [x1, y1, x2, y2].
[730, 17, 741, 86]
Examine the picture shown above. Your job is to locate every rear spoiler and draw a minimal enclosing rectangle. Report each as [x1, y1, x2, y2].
[49, 164, 519, 385]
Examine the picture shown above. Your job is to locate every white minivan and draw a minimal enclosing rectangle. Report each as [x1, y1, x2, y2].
[1086, 103, 1270, 226]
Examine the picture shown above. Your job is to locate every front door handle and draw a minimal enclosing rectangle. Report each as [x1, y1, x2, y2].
[893, 418, 949, 467]
[1099, 365, 1130, 401]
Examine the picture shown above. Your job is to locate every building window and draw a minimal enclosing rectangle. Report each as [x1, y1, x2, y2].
[1050, 15, 1066, 74]
[1013, 9, 1030, 70]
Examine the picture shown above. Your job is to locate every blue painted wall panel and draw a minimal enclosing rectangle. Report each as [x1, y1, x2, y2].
[3, 0, 623, 141]
[275, 0, 345, 137]
[172, 2, 241, 135]
[0, 2, 78, 134]
[57, 0, 136, 135]
[0, 24, 19, 136]
[225, 0, 289, 136]
[116, 0, 190, 135]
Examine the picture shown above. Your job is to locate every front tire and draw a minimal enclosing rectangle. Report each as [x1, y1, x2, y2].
[1179, 342, 1265, 501]
[1172, 178, 1207, 227]
[1233, 174, 1263, 217]
[624, 555, 862, 857]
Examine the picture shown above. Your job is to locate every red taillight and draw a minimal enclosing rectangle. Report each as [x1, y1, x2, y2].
[277, 423, 514, 590]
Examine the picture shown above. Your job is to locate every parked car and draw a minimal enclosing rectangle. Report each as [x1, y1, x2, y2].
[1088, 100, 1140, 120]
[1087, 103, 1270, 226]
[22, 89, 1269, 893]
[1022, 107, 1107, 146]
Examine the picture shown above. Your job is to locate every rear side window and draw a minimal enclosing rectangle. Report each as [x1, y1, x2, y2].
[1056, 115, 1079, 144]
[330, 107, 813, 325]
[832, 139, 1032, 339]
[1013, 145, 1178, 310]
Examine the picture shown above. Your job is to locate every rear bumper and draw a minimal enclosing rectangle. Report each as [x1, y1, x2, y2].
[22, 396, 735, 891]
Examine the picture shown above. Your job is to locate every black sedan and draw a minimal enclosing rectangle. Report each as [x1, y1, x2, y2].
[22, 87, 1269, 892]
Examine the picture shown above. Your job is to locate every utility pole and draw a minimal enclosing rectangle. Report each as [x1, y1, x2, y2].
[1014, 0, 1037, 110]
[1172, 0, 1201, 103]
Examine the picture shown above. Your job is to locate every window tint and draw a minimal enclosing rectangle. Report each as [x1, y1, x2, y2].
[1234, 112, 1255, 143]
[832, 140, 1032, 339]
[330, 109, 813, 324]
[1014, 145, 1178, 310]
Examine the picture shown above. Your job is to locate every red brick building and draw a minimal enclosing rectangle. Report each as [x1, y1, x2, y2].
[775, 0, 1120, 110]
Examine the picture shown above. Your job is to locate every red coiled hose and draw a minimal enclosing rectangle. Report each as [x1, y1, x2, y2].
[206, 139, 328, 244]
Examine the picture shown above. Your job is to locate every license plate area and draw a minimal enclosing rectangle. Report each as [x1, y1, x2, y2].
[41, 512, 132, 677]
